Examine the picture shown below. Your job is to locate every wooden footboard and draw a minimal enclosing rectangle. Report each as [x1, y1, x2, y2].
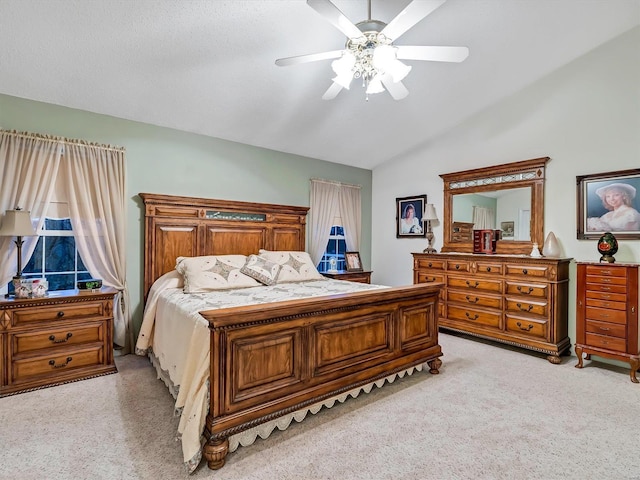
[199, 283, 442, 469]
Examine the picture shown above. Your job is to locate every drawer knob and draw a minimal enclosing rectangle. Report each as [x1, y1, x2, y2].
[455, 264, 460, 270]
[522, 269, 528, 275]
[465, 312, 479, 320]
[428, 262, 433, 267]
[466, 280, 479, 288]
[517, 286, 534, 295]
[49, 333, 73, 344]
[486, 267, 491, 272]
[466, 296, 479, 304]
[57, 311, 65, 318]
[426, 277, 435, 282]
[516, 321, 534, 332]
[49, 356, 73, 369]
[516, 303, 533, 312]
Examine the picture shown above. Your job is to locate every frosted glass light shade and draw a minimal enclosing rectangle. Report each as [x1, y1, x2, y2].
[542, 231, 561, 257]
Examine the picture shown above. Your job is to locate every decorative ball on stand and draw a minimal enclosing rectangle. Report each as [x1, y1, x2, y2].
[597, 232, 618, 263]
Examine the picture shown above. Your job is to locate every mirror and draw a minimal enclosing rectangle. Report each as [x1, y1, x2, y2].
[441, 157, 548, 255]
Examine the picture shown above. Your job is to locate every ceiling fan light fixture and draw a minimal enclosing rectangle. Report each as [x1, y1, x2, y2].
[331, 52, 356, 89]
[365, 74, 385, 95]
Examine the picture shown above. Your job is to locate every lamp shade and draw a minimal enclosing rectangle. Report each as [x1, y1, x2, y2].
[423, 204, 438, 221]
[0, 209, 37, 237]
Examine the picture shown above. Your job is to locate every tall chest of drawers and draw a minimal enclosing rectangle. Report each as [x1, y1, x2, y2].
[575, 262, 639, 383]
[413, 253, 572, 363]
[0, 289, 117, 397]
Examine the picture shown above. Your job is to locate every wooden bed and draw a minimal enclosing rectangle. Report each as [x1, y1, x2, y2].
[140, 193, 443, 470]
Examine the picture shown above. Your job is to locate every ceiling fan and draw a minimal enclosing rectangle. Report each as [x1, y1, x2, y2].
[275, 0, 469, 100]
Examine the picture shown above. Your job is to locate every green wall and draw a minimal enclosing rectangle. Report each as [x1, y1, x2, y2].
[0, 94, 373, 336]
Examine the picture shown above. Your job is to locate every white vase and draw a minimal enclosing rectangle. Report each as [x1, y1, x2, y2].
[542, 232, 561, 257]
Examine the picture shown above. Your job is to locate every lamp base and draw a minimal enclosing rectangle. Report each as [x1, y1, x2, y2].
[422, 247, 438, 254]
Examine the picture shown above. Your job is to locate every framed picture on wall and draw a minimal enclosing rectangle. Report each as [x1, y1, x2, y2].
[396, 195, 427, 238]
[577, 168, 640, 239]
[345, 251, 363, 272]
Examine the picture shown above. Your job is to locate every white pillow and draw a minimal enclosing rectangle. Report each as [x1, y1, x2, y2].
[175, 255, 261, 293]
[240, 254, 282, 286]
[257, 250, 324, 283]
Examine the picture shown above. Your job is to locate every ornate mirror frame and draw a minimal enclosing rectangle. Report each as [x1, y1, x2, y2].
[440, 157, 549, 255]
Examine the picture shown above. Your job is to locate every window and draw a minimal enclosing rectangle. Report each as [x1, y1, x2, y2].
[317, 225, 347, 272]
[7, 218, 92, 294]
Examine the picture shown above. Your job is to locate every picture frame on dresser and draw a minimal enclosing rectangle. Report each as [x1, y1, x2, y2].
[396, 195, 427, 238]
[345, 251, 363, 272]
[576, 168, 640, 239]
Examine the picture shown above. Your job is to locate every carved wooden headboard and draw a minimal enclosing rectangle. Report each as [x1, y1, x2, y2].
[139, 193, 309, 299]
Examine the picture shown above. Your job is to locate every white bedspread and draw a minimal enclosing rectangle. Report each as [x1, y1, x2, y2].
[135, 273, 387, 472]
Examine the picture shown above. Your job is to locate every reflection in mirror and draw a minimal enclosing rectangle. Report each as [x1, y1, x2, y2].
[452, 187, 531, 241]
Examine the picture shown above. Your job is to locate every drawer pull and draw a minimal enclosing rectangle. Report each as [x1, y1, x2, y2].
[465, 312, 479, 320]
[598, 327, 610, 332]
[49, 333, 73, 344]
[603, 278, 611, 283]
[522, 269, 528, 275]
[57, 311, 65, 318]
[486, 267, 491, 272]
[602, 270, 611, 275]
[516, 303, 533, 312]
[428, 262, 433, 268]
[426, 277, 436, 282]
[455, 264, 461, 270]
[49, 356, 73, 369]
[516, 322, 534, 332]
[599, 314, 610, 318]
[466, 296, 479, 304]
[466, 280, 479, 288]
[601, 287, 611, 291]
[517, 286, 533, 295]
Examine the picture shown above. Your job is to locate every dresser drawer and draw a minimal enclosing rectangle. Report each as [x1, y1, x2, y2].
[12, 301, 108, 327]
[11, 345, 104, 383]
[447, 291, 502, 309]
[11, 322, 104, 355]
[447, 260, 470, 273]
[585, 320, 626, 338]
[585, 333, 626, 352]
[585, 265, 627, 277]
[584, 282, 627, 295]
[585, 307, 627, 325]
[505, 315, 547, 340]
[415, 258, 446, 271]
[505, 282, 548, 299]
[448, 276, 502, 294]
[417, 273, 444, 285]
[585, 298, 627, 311]
[505, 264, 549, 279]
[447, 305, 501, 329]
[585, 290, 627, 303]
[474, 261, 503, 275]
[505, 298, 548, 317]
[585, 274, 628, 287]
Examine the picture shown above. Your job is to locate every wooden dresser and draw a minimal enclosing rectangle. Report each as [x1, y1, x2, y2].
[321, 270, 372, 284]
[0, 289, 117, 397]
[413, 253, 572, 363]
[575, 262, 639, 383]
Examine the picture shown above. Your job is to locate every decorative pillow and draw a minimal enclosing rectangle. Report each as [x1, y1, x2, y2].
[175, 255, 261, 293]
[257, 250, 324, 283]
[240, 254, 282, 286]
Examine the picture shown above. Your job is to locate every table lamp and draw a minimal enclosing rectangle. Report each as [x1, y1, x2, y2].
[422, 204, 438, 254]
[0, 207, 37, 282]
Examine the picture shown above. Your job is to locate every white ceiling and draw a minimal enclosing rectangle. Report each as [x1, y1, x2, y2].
[1, 0, 638, 169]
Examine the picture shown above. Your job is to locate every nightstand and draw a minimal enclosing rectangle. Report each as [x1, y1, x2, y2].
[0, 288, 118, 397]
[321, 270, 372, 284]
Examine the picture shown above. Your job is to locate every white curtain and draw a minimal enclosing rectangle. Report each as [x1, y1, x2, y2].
[309, 180, 340, 265]
[472, 206, 495, 230]
[0, 131, 62, 285]
[339, 184, 361, 251]
[309, 179, 362, 265]
[61, 142, 132, 353]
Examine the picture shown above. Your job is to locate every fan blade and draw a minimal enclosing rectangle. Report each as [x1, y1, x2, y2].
[381, 75, 409, 100]
[322, 82, 343, 100]
[396, 45, 469, 63]
[276, 50, 344, 67]
[307, 0, 365, 40]
[381, 0, 446, 41]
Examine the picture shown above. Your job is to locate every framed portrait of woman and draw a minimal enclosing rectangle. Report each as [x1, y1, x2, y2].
[577, 168, 640, 239]
[396, 195, 427, 238]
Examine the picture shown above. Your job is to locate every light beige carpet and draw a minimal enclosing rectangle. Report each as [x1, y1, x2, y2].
[1, 332, 639, 480]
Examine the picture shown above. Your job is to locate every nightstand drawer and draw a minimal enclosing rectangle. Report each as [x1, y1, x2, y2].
[11, 322, 105, 355]
[12, 301, 108, 327]
[12, 345, 104, 383]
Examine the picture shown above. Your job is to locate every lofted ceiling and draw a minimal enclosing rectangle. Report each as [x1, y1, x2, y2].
[0, 0, 638, 169]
